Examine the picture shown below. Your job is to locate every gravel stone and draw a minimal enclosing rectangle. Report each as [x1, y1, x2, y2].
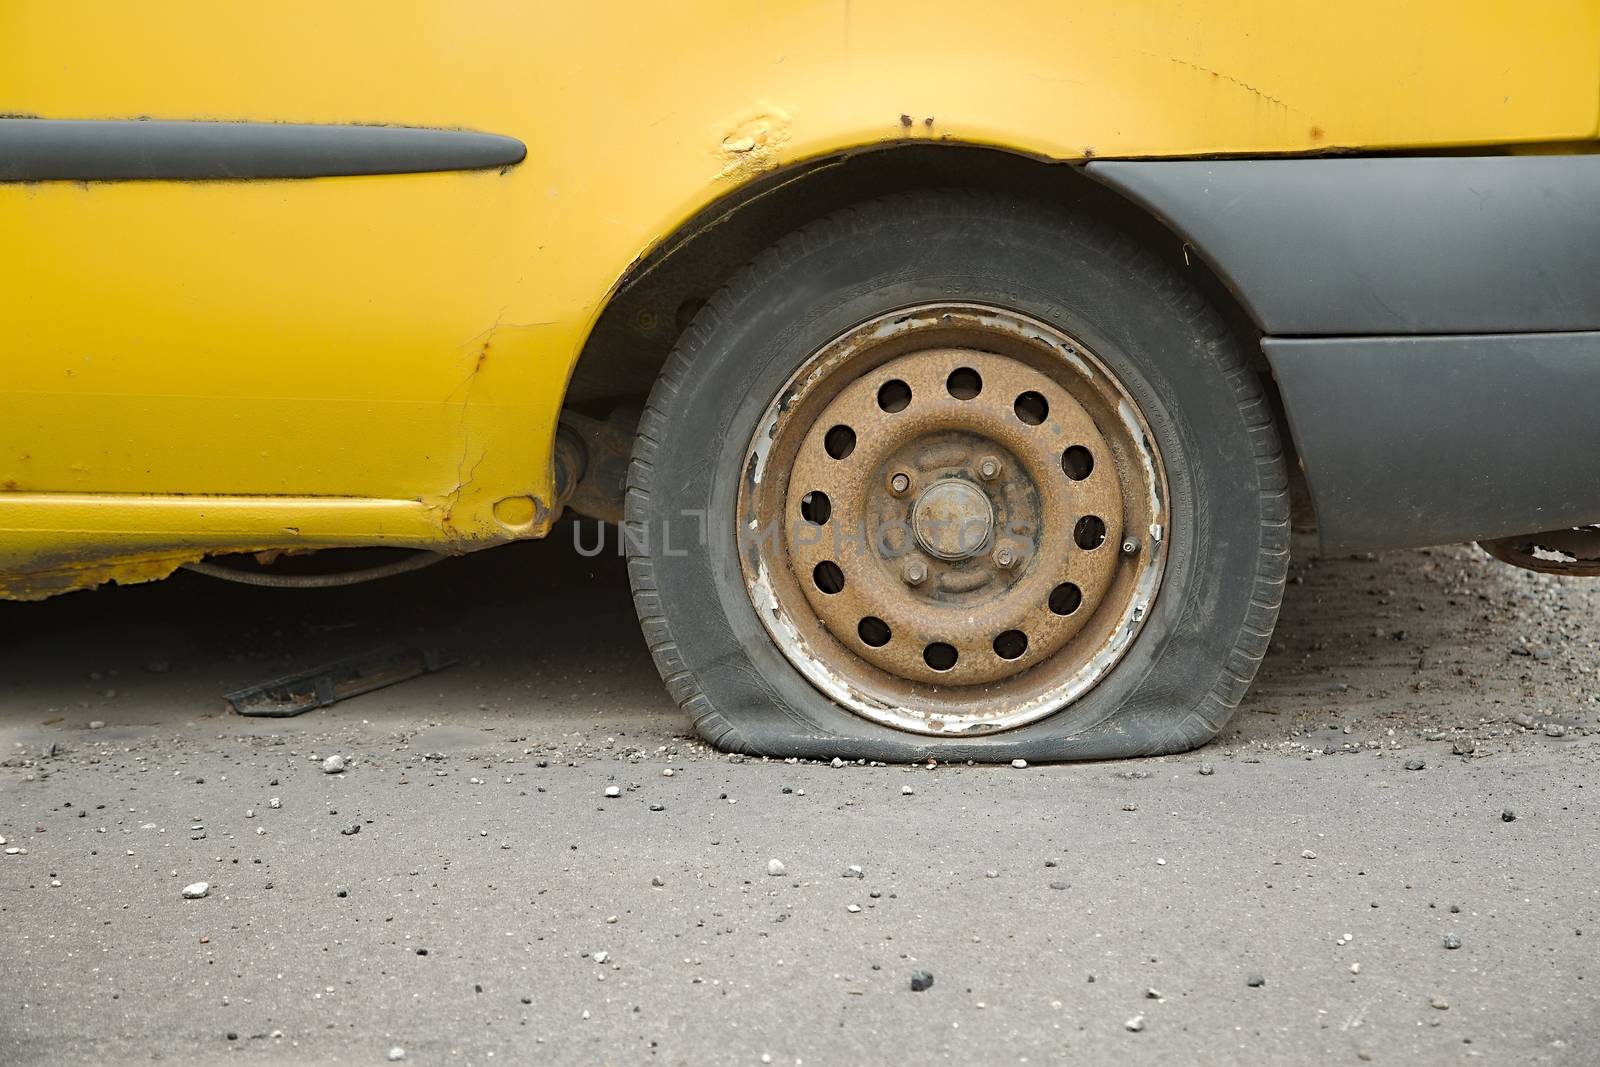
[909, 970, 934, 992]
[181, 881, 209, 899]
[766, 859, 786, 877]
[321, 755, 346, 774]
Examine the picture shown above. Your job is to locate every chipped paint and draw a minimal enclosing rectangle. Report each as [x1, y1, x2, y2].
[0, 493, 454, 599]
[713, 104, 793, 181]
[1161, 55, 1295, 111]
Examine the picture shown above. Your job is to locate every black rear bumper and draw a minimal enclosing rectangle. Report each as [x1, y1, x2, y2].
[1087, 156, 1600, 551]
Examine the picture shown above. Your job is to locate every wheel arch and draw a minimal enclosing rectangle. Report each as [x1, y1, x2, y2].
[564, 141, 1279, 418]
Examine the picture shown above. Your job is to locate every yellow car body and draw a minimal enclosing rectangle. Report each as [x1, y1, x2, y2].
[3, 1, 1598, 598]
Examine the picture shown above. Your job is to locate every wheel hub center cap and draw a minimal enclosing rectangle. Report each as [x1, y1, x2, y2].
[911, 478, 994, 561]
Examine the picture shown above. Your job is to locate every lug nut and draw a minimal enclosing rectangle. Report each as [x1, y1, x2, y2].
[977, 456, 1002, 480]
[902, 559, 928, 586]
[889, 472, 911, 496]
[992, 545, 1017, 570]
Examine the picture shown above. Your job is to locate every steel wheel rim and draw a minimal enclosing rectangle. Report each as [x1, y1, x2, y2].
[737, 304, 1168, 736]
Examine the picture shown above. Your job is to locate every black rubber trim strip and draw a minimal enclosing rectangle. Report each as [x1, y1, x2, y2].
[0, 118, 526, 181]
[1263, 332, 1600, 553]
[1086, 156, 1600, 335]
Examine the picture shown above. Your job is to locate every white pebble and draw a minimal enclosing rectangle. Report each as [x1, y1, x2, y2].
[1302, 849, 1318, 859]
[846, 904, 862, 913]
[322, 754, 346, 774]
[1011, 758, 1028, 769]
[387, 1048, 406, 1062]
[604, 786, 621, 798]
[1125, 1014, 1145, 1032]
[767, 859, 786, 877]
[268, 797, 281, 809]
[88, 720, 105, 730]
[182, 881, 210, 899]
[901, 785, 914, 796]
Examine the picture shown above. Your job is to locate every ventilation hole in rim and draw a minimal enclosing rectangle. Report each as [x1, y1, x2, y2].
[1014, 391, 1048, 425]
[923, 642, 958, 671]
[1074, 515, 1107, 550]
[799, 491, 832, 525]
[1061, 445, 1094, 480]
[877, 379, 912, 413]
[946, 367, 983, 400]
[858, 616, 891, 647]
[1048, 582, 1083, 616]
[823, 424, 856, 460]
[812, 560, 844, 594]
[993, 629, 1029, 660]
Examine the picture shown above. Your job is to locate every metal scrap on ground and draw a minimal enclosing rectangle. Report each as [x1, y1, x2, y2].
[223, 646, 456, 717]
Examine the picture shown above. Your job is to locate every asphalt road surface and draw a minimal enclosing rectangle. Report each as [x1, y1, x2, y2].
[3, 526, 1597, 1066]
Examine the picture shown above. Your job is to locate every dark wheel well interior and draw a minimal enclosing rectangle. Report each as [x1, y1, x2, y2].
[564, 142, 1287, 464]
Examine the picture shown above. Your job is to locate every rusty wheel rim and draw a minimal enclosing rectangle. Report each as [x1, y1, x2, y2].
[737, 304, 1168, 736]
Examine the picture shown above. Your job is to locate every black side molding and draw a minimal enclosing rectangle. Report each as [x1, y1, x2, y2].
[0, 119, 526, 181]
[1087, 157, 1600, 335]
[1264, 333, 1600, 552]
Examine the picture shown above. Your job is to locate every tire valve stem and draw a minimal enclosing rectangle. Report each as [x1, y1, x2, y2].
[1121, 538, 1140, 556]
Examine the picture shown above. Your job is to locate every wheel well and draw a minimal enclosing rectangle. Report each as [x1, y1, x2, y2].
[565, 142, 1279, 438]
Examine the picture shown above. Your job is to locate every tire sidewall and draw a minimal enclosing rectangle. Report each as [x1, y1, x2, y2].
[637, 195, 1265, 759]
